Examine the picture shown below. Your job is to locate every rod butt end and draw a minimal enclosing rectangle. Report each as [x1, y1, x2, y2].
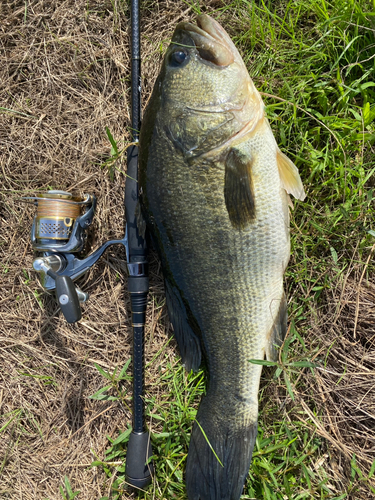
[125, 431, 153, 489]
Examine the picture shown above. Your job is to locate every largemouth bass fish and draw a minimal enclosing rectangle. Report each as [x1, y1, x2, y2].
[138, 14, 305, 500]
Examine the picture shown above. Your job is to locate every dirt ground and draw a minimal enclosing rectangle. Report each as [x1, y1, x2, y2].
[1, 1, 374, 499]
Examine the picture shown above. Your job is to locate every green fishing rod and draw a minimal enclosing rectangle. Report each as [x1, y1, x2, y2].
[124, 0, 154, 488]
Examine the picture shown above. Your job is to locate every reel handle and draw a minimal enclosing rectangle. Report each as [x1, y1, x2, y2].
[46, 269, 82, 323]
[55, 275, 82, 324]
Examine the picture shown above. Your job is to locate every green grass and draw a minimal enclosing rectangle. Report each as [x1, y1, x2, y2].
[91, 0, 375, 498]
[59, 476, 81, 500]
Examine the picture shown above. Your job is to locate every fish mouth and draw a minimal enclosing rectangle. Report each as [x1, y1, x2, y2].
[173, 14, 236, 67]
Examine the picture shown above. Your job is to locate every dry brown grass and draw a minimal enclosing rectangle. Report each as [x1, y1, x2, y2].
[0, 1, 188, 497]
[304, 260, 375, 497]
[1, 1, 375, 499]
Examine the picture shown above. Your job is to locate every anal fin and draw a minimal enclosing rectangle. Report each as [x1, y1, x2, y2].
[266, 292, 288, 362]
[165, 280, 202, 372]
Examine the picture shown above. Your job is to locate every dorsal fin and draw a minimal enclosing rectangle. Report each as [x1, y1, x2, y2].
[276, 149, 306, 201]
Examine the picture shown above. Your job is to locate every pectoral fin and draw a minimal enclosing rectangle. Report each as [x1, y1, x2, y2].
[265, 292, 288, 362]
[277, 149, 306, 201]
[165, 280, 202, 372]
[224, 148, 256, 230]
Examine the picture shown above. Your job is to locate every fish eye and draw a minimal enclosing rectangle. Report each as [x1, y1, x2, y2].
[170, 50, 188, 67]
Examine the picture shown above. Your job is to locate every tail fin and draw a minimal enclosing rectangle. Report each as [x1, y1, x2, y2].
[185, 397, 257, 500]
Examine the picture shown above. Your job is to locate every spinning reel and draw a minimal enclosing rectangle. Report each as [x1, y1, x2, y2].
[27, 190, 129, 323]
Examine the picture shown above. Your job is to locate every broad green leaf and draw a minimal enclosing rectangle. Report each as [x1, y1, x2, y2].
[289, 361, 316, 368]
[112, 427, 132, 445]
[119, 359, 131, 379]
[64, 476, 73, 496]
[105, 127, 118, 155]
[360, 82, 375, 90]
[330, 246, 338, 264]
[89, 385, 112, 400]
[59, 485, 66, 500]
[249, 359, 278, 367]
[283, 372, 295, 401]
[363, 102, 370, 126]
[369, 458, 375, 479]
[94, 363, 112, 380]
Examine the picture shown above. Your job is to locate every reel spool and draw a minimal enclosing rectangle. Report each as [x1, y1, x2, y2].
[33, 191, 84, 246]
[26, 190, 128, 323]
[28, 190, 95, 254]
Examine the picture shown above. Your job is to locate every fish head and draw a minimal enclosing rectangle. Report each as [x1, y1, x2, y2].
[158, 14, 264, 159]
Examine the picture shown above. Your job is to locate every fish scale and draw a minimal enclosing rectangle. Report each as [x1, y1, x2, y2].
[139, 14, 305, 500]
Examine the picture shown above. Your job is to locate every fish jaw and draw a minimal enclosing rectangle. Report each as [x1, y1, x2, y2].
[174, 14, 243, 69]
[174, 17, 235, 67]
[153, 15, 265, 160]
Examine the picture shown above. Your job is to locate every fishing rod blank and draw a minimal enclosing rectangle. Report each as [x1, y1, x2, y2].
[124, 0, 154, 488]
